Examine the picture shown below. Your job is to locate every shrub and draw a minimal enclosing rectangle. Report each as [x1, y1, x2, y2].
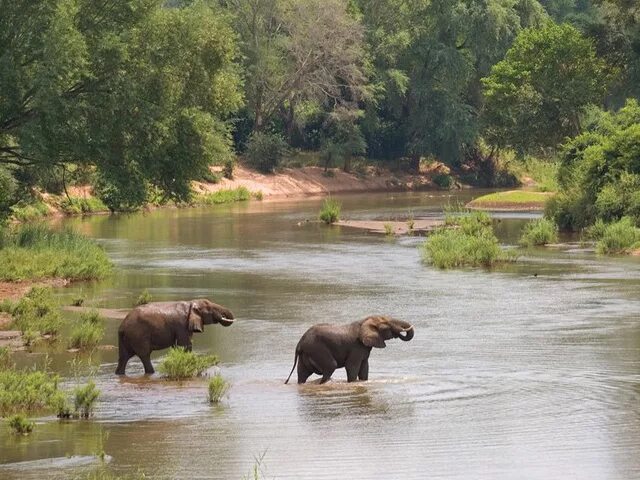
[12, 287, 63, 336]
[519, 218, 559, 247]
[158, 347, 219, 380]
[319, 198, 341, 224]
[0, 369, 65, 416]
[8, 414, 34, 435]
[244, 132, 288, 173]
[0, 224, 112, 282]
[0, 167, 17, 219]
[199, 169, 222, 184]
[591, 217, 640, 254]
[208, 374, 230, 404]
[222, 158, 235, 180]
[432, 173, 454, 189]
[69, 311, 105, 350]
[422, 211, 514, 268]
[10, 200, 50, 222]
[73, 381, 100, 418]
[135, 290, 153, 306]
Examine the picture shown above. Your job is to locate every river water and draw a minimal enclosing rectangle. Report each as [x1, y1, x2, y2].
[1, 191, 640, 479]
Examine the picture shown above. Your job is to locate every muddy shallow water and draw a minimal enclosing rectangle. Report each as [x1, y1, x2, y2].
[2, 191, 640, 479]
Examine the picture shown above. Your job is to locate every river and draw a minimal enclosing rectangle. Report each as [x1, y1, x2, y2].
[1, 191, 640, 479]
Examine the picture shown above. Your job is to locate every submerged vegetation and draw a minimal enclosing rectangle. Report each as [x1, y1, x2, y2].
[69, 311, 106, 350]
[158, 347, 219, 380]
[0, 224, 112, 282]
[422, 211, 514, 269]
[519, 219, 559, 247]
[135, 290, 153, 306]
[8, 414, 35, 435]
[0, 369, 66, 417]
[208, 374, 231, 404]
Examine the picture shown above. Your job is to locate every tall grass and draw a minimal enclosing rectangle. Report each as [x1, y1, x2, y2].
[319, 198, 341, 224]
[196, 187, 252, 205]
[519, 218, 559, 247]
[587, 217, 640, 254]
[158, 347, 219, 380]
[58, 197, 108, 215]
[0, 369, 66, 416]
[8, 414, 34, 435]
[422, 211, 515, 268]
[69, 311, 105, 350]
[10, 200, 50, 222]
[73, 381, 100, 418]
[208, 374, 230, 404]
[11, 286, 63, 336]
[0, 224, 112, 281]
[135, 290, 152, 306]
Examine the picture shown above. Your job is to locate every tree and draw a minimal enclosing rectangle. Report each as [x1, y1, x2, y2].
[0, 0, 243, 210]
[482, 22, 610, 154]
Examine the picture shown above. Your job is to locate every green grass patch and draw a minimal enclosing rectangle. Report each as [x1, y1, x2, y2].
[519, 218, 559, 247]
[196, 187, 252, 205]
[135, 289, 152, 306]
[73, 381, 100, 418]
[0, 224, 112, 282]
[69, 311, 105, 350]
[11, 286, 63, 336]
[422, 211, 515, 269]
[8, 414, 34, 435]
[587, 217, 640, 255]
[158, 347, 219, 380]
[511, 157, 560, 192]
[58, 196, 109, 215]
[10, 200, 50, 222]
[208, 373, 230, 404]
[467, 190, 554, 210]
[0, 369, 66, 416]
[319, 198, 341, 224]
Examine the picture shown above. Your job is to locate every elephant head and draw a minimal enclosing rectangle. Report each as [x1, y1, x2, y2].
[188, 299, 235, 333]
[358, 316, 415, 348]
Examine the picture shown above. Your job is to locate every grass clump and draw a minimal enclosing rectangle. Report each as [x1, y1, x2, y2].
[586, 217, 640, 255]
[59, 197, 109, 215]
[69, 311, 105, 350]
[11, 286, 63, 337]
[383, 223, 394, 236]
[0, 347, 14, 370]
[158, 347, 219, 380]
[319, 198, 341, 224]
[208, 373, 230, 404]
[10, 200, 50, 222]
[467, 190, 553, 210]
[135, 289, 152, 306]
[0, 369, 66, 416]
[422, 211, 514, 269]
[73, 381, 100, 418]
[8, 414, 35, 435]
[196, 187, 252, 205]
[519, 218, 559, 247]
[0, 224, 112, 282]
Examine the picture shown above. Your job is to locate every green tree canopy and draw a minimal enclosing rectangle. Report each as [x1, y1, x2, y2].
[0, 0, 242, 210]
[481, 22, 610, 154]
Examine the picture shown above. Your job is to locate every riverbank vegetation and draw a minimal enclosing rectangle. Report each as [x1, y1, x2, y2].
[319, 199, 342, 224]
[208, 374, 231, 404]
[0, 224, 112, 282]
[1, 0, 637, 228]
[68, 311, 106, 351]
[519, 219, 559, 247]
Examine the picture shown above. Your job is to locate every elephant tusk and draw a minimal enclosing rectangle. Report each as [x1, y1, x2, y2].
[401, 325, 414, 332]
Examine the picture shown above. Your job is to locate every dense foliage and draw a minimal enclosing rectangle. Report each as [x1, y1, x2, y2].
[0, 0, 638, 215]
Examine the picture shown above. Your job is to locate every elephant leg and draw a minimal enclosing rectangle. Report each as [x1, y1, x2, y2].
[175, 332, 192, 351]
[297, 359, 313, 384]
[115, 349, 133, 375]
[138, 350, 155, 375]
[357, 359, 369, 381]
[346, 356, 365, 382]
[310, 346, 337, 384]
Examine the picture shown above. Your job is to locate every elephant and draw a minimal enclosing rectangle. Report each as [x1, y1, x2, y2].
[115, 299, 234, 375]
[284, 315, 414, 384]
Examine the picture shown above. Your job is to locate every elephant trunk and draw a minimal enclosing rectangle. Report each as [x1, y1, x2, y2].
[398, 325, 414, 341]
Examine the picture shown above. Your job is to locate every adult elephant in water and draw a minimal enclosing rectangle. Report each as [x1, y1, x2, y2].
[116, 299, 234, 375]
[284, 315, 415, 384]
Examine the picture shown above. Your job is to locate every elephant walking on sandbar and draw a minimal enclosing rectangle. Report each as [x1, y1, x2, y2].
[116, 299, 235, 375]
[285, 316, 415, 384]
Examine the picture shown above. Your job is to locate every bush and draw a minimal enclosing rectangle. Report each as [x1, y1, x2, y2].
[422, 211, 514, 268]
[158, 347, 219, 380]
[69, 311, 105, 350]
[0, 224, 112, 282]
[244, 132, 288, 173]
[590, 217, 640, 254]
[135, 290, 153, 306]
[432, 173, 454, 189]
[8, 414, 34, 435]
[319, 198, 341, 224]
[519, 218, 559, 247]
[208, 374, 230, 404]
[10, 200, 50, 222]
[0, 369, 65, 416]
[12, 286, 63, 336]
[0, 167, 18, 219]
[73, 381, 100, 418]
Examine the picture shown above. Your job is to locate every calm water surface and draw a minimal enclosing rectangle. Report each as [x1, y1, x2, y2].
[1, 191, 640, 479]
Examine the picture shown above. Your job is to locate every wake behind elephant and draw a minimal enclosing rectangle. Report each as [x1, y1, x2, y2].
[116, 299, 234, 375]
[285, 315, 414, 384]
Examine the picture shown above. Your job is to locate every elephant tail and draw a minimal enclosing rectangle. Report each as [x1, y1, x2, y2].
[284, 347, 299, 385]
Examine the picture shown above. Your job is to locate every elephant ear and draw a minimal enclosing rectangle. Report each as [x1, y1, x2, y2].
[359, 317, 386, 349]
[187, 303, 204, 333]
